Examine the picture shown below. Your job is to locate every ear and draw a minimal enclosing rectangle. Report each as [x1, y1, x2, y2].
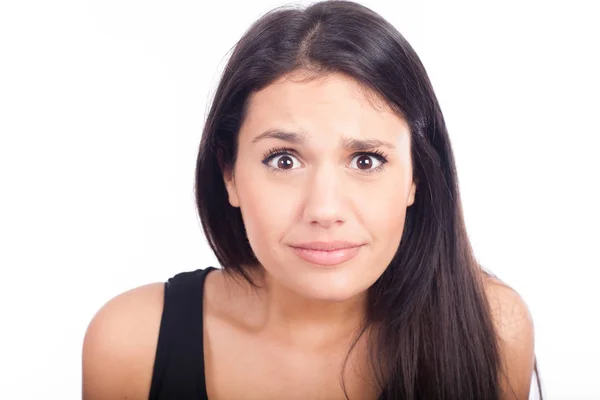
[407, 178, 417, 207]
[223, 165, 240, 208]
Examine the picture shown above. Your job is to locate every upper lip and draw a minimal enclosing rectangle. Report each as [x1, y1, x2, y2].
[288, 241, 364, 251]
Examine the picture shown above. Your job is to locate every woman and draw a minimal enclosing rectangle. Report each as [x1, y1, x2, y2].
[83, 1, 542, 399]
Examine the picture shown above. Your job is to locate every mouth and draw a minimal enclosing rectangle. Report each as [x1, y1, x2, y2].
[288, 241, 364, 266]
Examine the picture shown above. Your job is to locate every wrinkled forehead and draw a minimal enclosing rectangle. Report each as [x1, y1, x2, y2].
[239, 71, 410, 146]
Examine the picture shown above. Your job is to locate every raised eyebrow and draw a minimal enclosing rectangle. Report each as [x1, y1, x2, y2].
[342, 137, 396, 151]
[250, 129, 306, 145]
[250, 129, 395, 151]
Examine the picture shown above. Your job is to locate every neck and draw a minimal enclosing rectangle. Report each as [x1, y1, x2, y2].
[245, 265, 368, 350]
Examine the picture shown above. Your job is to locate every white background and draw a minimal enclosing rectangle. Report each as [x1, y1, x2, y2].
[1, 0, 598, 399]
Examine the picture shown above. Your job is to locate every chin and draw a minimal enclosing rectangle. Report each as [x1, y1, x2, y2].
[286, 267, 370, 303]
[302, 288, 358, 302]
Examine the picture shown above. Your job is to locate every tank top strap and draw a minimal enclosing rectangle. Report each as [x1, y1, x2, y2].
[149, 267, 216, 400]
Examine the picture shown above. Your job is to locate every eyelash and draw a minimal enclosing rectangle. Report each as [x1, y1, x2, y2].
[261, 146, 389, 175]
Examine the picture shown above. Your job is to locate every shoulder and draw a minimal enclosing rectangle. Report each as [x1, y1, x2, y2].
[82, 281, 165, 400]
[482, 275, 536, 399]
[483, 276, 535, 349]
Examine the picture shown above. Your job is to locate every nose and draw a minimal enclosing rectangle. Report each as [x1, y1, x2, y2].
[302, 164, 347, 229]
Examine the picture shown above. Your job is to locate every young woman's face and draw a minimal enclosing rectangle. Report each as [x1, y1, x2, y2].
[224, 71, 416, 302]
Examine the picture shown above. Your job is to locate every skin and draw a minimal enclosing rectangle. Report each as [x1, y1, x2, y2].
[82, 71, 535, 399]
[222, 69, 416, 338]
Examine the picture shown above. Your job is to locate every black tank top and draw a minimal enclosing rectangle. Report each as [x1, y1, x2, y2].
[149, 267, 216, 400]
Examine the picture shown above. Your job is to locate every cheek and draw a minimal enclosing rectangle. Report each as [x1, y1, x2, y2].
[235, 170, 297, 252]
[356, 179, 410, 242]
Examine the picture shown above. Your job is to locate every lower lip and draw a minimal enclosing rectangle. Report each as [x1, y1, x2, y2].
[290, 245, 363, 266]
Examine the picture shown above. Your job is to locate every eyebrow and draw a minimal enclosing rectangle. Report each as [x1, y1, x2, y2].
[250, 129, 396, 151]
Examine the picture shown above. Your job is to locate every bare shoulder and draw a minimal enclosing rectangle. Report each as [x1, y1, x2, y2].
[482, 275, 535, 343]
[82, 282, 165, 400]
[482, 274, 536, 399]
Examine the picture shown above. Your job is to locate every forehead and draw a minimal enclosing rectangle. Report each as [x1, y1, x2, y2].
[240, 71, 409, 141]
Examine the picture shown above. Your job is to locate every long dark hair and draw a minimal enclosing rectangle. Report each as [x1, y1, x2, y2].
[194, 1, 542, 398]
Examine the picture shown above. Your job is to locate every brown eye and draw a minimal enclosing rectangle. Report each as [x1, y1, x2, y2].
[356, 155, 373, 170]
[277, 155, 294, 169]
[266, 154, 301, 170]
[350, 154, 384, 171]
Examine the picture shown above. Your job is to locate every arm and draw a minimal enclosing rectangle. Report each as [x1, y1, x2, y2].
[82, 283, 165, 400]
